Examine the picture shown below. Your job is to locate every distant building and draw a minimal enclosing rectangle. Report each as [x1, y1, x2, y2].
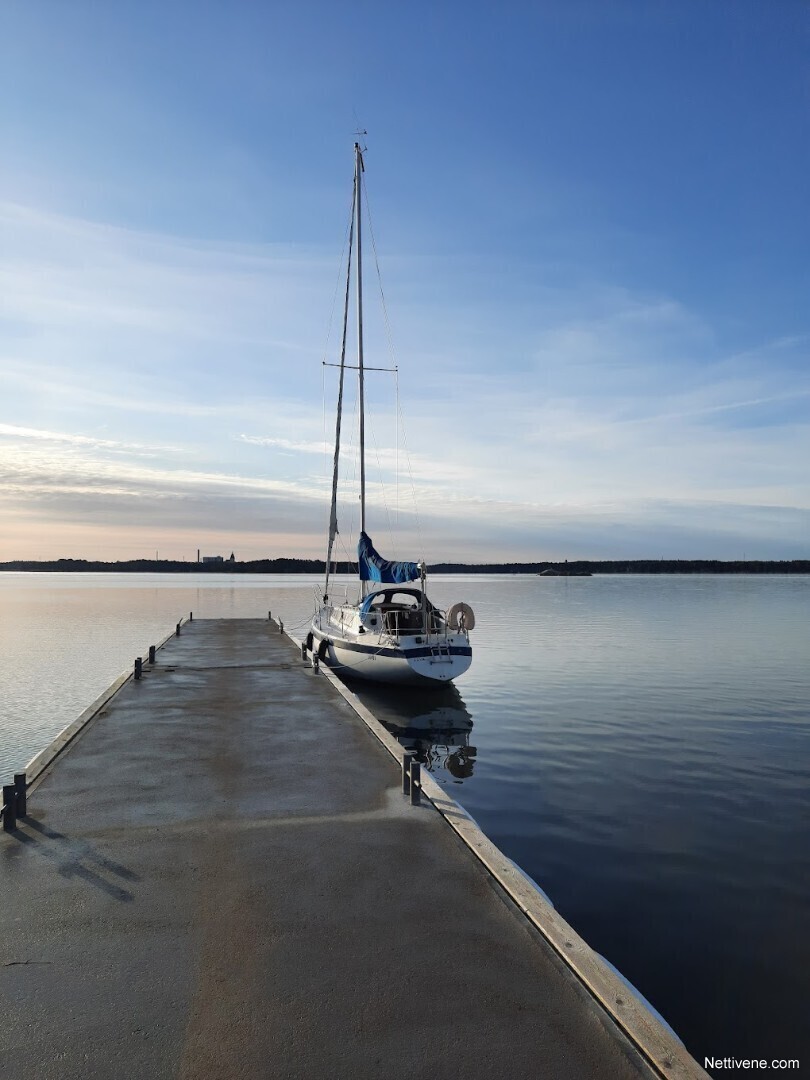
[201, 555, 224, 564]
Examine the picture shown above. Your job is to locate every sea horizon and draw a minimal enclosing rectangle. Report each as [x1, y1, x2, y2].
[2, 557, 810, 575]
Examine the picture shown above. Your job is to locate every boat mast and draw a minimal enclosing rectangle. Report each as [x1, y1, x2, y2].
[323, 172, 356, 600]
[355, 141, 367, 596]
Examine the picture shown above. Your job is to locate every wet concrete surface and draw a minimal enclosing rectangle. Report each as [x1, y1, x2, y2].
[1, 620, 658, 1079]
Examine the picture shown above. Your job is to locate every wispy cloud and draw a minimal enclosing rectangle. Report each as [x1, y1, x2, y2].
[237, 434, 329, 455]
[0, 200, 336, 411]
[0, 442, 324, 503]
[0, 423, 186, 457]
[2, 200, 809, 560]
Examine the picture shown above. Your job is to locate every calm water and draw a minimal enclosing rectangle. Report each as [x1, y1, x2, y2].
[1, 572, 808, 1072]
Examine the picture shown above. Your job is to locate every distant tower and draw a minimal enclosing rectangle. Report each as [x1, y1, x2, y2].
[197, 549, 200, 563]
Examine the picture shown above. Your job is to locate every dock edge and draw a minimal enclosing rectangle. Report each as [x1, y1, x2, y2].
[287, 626, 710, 1080]
[22, 616, 191, 792]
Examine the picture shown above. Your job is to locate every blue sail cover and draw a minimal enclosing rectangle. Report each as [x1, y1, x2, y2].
[358, 531, 421, 584]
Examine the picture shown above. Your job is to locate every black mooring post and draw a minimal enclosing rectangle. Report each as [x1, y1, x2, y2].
[189, 611, 193, 621]
[402, 752, 415, 795]
[301, 642, 307, 660]
[409, 761, 421, 806]
[279, 620, 284, 634]
[14, 774, 26, 817]
[268, 610, 271, 621]
[2, 785, 16, 831]
[176, 622, 181, 636]
[149, 645, 156, 663]
[134, 657, 143, 680]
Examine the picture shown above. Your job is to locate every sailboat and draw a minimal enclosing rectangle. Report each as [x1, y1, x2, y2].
[307, 142, 474, 686]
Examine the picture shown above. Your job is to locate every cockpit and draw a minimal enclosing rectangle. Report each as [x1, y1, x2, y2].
[360, 588, 441, 634]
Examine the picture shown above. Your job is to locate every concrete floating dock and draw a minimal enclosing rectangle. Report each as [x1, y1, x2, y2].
[1, 619, 708, 1079]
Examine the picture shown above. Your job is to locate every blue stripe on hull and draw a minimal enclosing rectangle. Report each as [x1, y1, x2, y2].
[313, 634, 471, 660]
[311, 627, 471, 685]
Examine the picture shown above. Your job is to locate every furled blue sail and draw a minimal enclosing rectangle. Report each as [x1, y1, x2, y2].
[358, 531, 421, 583]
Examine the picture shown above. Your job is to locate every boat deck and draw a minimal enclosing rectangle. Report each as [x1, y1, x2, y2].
[1, 619, 705, 1079]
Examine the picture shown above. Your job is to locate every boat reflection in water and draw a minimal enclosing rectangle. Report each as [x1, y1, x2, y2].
[343, 680, 477, 784]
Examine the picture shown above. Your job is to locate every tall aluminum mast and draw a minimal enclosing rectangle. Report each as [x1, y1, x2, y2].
[355, 142, 366, 537]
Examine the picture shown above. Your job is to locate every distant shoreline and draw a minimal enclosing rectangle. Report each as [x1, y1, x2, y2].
[1, 558, 809, 575]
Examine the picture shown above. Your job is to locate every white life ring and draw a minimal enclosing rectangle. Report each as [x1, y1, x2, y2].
[446, 602, 476, 631]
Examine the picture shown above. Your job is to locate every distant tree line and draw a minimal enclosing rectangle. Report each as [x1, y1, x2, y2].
[0, 557, 351, 574]
[429, 559, 810, 574]
[1, 557, 809, 574]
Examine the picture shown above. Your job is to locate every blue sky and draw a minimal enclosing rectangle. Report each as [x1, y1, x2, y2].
[1, 1, 808, 562]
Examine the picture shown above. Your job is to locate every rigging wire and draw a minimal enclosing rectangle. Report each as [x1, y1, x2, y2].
[324, 177, 357, 597]
[332, 383, 361, 584]
[321, 362, 326, 497]
[365, 399, 398, 560]
[320, 179, 360, 590]
[361, 172, 425, 558]
[320, 184, 357, 372]
[396, 381, 424, 550]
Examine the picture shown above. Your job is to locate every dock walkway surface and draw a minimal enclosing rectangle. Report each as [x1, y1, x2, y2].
[1, 619, 705, 1079]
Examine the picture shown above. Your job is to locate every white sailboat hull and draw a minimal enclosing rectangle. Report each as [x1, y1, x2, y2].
[319, 638, 470, 685]
[309, 600, 472, 687]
